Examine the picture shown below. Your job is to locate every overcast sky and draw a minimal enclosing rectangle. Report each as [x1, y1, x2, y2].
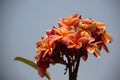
[0, 0, 120, 80]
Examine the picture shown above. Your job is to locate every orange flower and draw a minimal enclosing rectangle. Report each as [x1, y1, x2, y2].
[37, 37, 55, 58]
[53, 27, 74, 44]
[67, 31, 95, 49]
[58, 14, 81, 29]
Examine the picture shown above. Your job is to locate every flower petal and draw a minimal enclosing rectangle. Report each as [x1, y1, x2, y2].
[102, 43, 109, 53]
[75, 43, 82, 49]
[82, 53, 88, 61]
[67, 44, 76, 49]
[103, 33, 113, 43]
[42, 49, 49, 58]
[38, 64, 49, 78]
[87, 45, 95, 53]
[93, 48, 101, 58]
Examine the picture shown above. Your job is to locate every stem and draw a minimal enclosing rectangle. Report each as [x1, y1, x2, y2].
[67, 56, 72, 80]
[73, 57, 81, 80]
[67, 56, 81, 80]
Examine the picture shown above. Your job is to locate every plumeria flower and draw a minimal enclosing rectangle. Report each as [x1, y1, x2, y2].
[37, 37, 55, 58]
[78, 18, 97, 35]
[53, 27, 74, 44]
[58, 14, 81, 29]
[67, 31, 95, 49]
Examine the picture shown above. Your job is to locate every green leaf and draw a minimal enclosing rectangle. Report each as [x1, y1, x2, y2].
[14, 56, 37, 70]
[14, 56, 51, 80]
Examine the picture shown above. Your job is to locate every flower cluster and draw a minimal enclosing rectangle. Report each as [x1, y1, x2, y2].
[35, 14, 112, 78]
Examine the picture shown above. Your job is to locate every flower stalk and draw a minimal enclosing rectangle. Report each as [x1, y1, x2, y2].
[68, 57, 80, 80]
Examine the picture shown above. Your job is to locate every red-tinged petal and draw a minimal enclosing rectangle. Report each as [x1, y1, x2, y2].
[67, 44, 76, 49]
[82, 53, 88, 61]
[102, 43, 109, 53]
[93, 48, 101, 58]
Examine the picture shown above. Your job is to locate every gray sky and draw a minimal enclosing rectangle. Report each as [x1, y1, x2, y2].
[0, 0, 120, 80]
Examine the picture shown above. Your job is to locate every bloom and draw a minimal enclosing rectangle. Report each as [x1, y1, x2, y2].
[37, 37, 55, 58]
[67, 31, 94, 49]
[58, 14, 81, 29]
[35, 14, 112, 78]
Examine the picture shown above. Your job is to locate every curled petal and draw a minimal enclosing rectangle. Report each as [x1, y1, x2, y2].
[75, 42, 82, 49]
[93, 48, 101, 58]
[87, 45, 95, 53]
[79, 37, 94, 44]
[75, 43, 82, 49]
[67, 44, 76, 49]
[48, 48, 53, 56]
[103, 33, 113, 43]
